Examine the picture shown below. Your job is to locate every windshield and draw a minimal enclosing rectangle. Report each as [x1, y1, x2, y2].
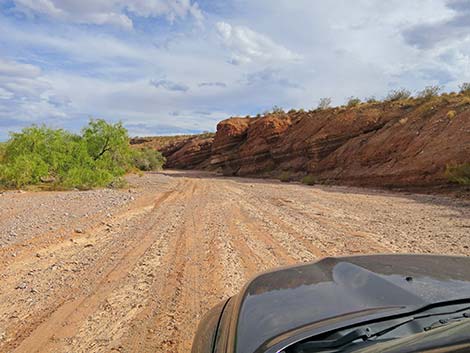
[284, 302, 470, 353]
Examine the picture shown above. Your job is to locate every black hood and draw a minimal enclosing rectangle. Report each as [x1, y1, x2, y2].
[232, 254, 470, 353]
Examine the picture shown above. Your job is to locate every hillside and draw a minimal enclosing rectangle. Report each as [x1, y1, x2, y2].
[157, 94, 470, 188]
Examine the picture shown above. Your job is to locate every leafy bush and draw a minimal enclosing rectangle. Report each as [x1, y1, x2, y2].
[301, 175, 316, 185]
[417, 85, 441, 100]
[132, 148, 165, 171]
[385, 88, 412, 102]
[446, 164, 470, 185]
[279, 171, 291, 182]
[0, 119, 135, 190]
[318, 97, 332, 110]
[459, 82, 470, 95]
[346, 96, 361, 107]
[0, 154, 49, 188]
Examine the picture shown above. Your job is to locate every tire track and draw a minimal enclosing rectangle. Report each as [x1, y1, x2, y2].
[1, 171, 468, 353]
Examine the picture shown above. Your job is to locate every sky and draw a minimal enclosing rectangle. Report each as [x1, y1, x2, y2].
[1, 0, 470, 140]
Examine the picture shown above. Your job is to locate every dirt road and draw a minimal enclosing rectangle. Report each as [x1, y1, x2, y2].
[0, 171, 469, 353]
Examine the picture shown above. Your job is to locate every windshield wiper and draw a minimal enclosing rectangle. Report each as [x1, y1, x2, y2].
[290, 306, 470, 353]
[292, 327, 372, 351]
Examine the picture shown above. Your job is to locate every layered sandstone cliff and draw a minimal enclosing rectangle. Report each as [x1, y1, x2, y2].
[155, 96, 470, 187]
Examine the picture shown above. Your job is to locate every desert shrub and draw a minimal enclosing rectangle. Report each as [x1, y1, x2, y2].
[385, 88, 412, 102]
[271, 105, 285, 114]
[459, 82, 470, 95]
[132, 148, 165, 171]
[417, 85, 441, 100]
[0, 120, 133, 190]
[458, 96, 470, 106]
[301, 175, 316, 185]
[346, 96, 361, 107]
[446, 110, 457, 119]
[318, 97, 332, 110]
[365, 96, 378, 103]
[279, 171, 291, 182]
[445, 163, 470, 185]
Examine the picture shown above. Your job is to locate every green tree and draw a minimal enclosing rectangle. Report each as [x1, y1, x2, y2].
[0, 120, 137, 190]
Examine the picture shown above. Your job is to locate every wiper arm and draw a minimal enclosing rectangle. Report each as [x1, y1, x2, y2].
[292, 327, 372, 352]
[291, 317, 413, 352]
[290, 305, 470, 352]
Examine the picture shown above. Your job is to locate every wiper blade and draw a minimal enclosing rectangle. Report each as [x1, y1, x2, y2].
[292, 327, 372, 352]
[291, 317, 413, 352]
[290, 304, 470, 352]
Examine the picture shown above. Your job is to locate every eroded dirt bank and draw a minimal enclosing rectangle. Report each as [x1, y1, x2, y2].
[0, 171, 469, 353]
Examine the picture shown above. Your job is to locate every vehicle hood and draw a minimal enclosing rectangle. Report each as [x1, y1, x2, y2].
[233, 254, 470, 353]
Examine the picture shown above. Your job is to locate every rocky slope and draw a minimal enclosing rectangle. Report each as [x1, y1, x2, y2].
[160, 95, 470, 187]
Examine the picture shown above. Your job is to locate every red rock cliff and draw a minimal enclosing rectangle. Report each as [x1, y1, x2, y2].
[163, 97, 470, 187]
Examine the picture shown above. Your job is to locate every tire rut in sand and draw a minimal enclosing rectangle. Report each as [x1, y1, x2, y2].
[2, 172, 467, 353]
[8, 189, 180, 353]
[118, 180, 226, 353]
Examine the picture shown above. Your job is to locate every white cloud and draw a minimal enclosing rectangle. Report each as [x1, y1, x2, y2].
[0, 59, 68, 122]
[126, 0, 204, 23]
[12, 0, 203, 29]
[0, 59, 41, 78]
[2, 0, 470, 139]
[0, 87, 14, 100]
[0, 59, 47, 97]
[215, 21, 301, 65]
